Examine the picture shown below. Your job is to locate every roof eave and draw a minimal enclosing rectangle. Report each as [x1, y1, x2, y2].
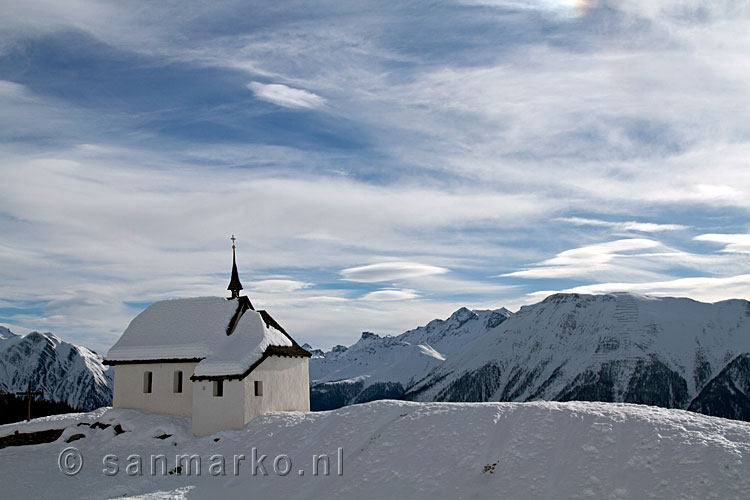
[104, 357, 204, 366]
[190, 345, 311, 382]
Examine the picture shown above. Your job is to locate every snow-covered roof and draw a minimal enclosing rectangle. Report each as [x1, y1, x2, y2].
[192, 308, 292, 378]
[107, 297, 239, 361]
[105, 296, 309, 378]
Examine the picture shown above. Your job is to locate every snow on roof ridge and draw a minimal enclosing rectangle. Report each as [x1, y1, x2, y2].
[106, 295, 305, 378]
[192, 309, 292, 378]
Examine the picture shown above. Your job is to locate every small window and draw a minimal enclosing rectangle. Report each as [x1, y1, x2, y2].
[174, 371, 183, 393]
[213, 380, 224, 397]
[143, 371, 153, 394]
[254, 380, 263, 397]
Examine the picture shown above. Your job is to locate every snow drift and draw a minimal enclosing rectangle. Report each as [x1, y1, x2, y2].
[0, 400, 748, 499]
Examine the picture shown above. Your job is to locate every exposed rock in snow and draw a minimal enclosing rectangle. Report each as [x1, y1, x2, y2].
[301, 343, 324, 358]
[0, 326, 18, 340]
[689, 353, 750, 421]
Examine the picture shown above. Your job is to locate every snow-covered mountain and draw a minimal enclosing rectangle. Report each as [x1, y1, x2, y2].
[0, 326, 15, 340]
[309, 307, 511, 410]
[2, 400, 749, 499]
[688, 353, 750, 420]
[3, 292, 747, 422]
[405, 293, 750, 421]
[0, 327, 112, 411]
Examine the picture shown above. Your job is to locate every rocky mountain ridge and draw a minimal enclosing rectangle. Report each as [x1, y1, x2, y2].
[0, 326, 112, 411]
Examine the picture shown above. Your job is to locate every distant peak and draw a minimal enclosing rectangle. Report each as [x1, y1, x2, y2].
[301, 343, 324, 357]
[448, 307, 475, 321]
[485, 309, 511, 329]
[23, 331, 62, 344]
[542, 293, 581, 303]
[302, 342, 323, 351]
[360, 331, 380, 341]
[609, 291, 639, 298]
[0, 325, 18, 340]
[542, 292, 659, 304]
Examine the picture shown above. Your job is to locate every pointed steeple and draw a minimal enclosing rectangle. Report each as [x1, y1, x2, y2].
[227, 234, 243, 299]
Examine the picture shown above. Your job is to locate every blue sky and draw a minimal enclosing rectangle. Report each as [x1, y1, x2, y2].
[0, 0, 748, 353]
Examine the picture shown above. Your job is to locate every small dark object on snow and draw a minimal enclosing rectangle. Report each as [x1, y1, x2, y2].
[0, 429, 64, 449]
[482, 462, 497, 474]
[66, 433, 86, 443]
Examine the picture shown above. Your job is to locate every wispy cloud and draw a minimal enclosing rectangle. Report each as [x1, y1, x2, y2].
[0, 80, 27, 97]
[341, 262, 449, 283]
[526, 274, 750, 304]
[361, 289, 419, 301]
[2, 1, 750, 350]
[462, 0, 594, 18]
[694, 234, 750, 254]
[502, 239, 665, 280]
[247, 82, 325, 109]
[246, 279, 314, 293]
[558, 217, 688, 233]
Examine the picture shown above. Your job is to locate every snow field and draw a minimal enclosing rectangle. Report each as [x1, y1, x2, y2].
[0, 400, 748, 499]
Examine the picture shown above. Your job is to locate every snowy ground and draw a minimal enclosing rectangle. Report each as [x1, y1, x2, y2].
[0, 400, 748, 499]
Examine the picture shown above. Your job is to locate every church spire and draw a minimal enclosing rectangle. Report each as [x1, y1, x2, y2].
[227, 234, 243, 299]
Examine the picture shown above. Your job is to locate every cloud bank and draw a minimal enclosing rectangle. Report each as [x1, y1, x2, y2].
[0, 1, 748, 351]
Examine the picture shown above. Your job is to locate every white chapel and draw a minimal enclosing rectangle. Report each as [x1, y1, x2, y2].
[105, 237, 311, 436]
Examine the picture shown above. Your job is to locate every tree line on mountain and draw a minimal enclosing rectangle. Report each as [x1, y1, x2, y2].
[0, 394, 81, 425]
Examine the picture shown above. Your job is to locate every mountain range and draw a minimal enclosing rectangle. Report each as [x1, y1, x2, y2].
[0, 326, 112, 411]
[307, 306, 511, 410]
[1, 292, 748, 422]
[310, 293, 750, 421]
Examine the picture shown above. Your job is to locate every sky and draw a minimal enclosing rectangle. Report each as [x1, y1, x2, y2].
[0, 0, 748, 354]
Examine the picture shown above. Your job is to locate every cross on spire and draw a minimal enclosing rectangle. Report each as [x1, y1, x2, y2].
[227, 234, 243, 298]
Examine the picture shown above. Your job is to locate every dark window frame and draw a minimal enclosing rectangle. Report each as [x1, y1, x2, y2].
[174, 371, 183, 393]
[213, 380, 224, 397]
[143, 371, 153, 393]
